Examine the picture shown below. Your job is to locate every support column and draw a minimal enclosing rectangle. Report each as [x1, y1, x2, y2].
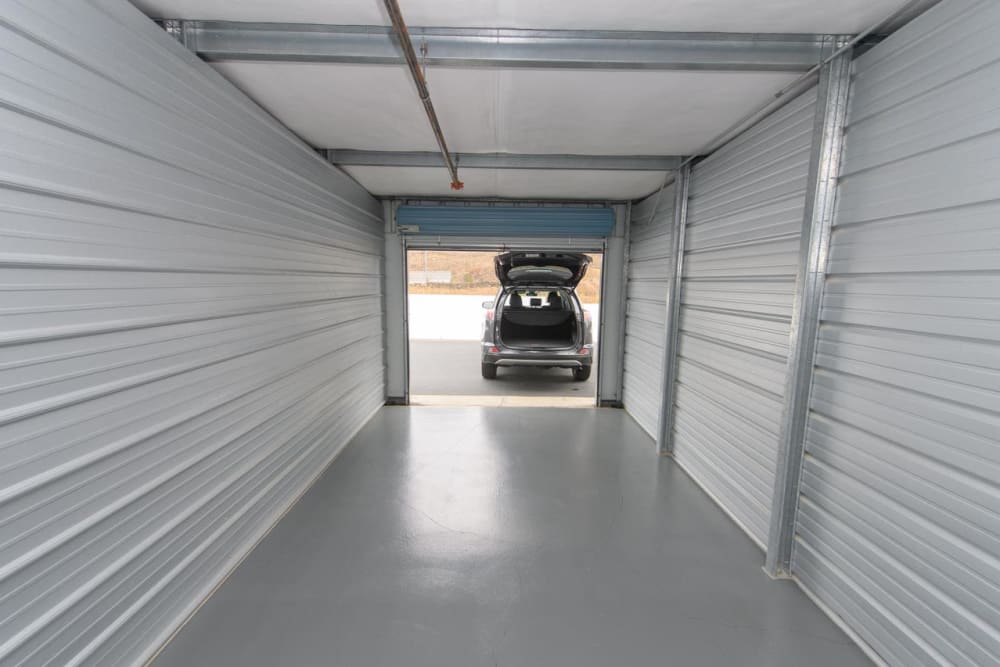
[656, 164, 691, 454]
[597, 204, 630, 407]
[383, 201, 409, 404]
[765, 43, 853, 577]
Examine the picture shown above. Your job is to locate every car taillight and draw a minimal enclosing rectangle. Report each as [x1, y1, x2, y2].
[489, 346, 500, 353]
[485, 310, 494, 320]
[579, 348, 589, 355]
[584, 310, 592, 322]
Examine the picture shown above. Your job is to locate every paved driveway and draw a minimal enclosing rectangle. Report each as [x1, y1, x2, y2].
[409, 340, 597, 398]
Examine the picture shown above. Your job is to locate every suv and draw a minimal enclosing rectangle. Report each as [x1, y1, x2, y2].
[481, 251, 594, 381]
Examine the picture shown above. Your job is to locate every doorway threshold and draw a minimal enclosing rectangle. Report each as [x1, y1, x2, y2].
[409, 394, 595, 408]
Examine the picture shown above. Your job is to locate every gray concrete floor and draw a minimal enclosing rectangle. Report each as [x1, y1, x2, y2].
[151, 408, 869, 667]
[409, 340, 597, 397]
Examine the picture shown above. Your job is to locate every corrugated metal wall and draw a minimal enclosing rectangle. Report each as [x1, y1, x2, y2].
[622, 187, 674, 439]
[793, 1, 1000, 664]
[0, 2, 385, 666]
[671, 89, 818, 546]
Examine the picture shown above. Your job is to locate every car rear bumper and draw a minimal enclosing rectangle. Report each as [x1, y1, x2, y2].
[495, 358, 585, 368]
[482, 345, 593, 368]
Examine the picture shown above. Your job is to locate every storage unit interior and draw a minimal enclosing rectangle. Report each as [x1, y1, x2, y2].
[1, 1, 997, 666]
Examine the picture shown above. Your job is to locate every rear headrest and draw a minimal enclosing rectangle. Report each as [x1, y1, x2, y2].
[509, 292, 523, 308]
[547, 292, 563, 310]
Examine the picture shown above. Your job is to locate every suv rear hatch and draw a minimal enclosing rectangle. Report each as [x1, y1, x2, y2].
[494, 252, 591, 287]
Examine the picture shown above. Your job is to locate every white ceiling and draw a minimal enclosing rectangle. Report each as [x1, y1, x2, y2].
[345, 166, 668, 199]
[134, 0, 910, 34]
[131, 0, 920, 200]
[214, 63, 799, 155]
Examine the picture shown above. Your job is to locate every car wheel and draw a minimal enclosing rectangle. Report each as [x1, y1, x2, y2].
[481, 363, 498, 379]
[572, 366, 591, 382]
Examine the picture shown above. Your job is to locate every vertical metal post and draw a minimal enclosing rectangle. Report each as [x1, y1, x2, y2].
[597, 203, 630, 407]
[383, 201, 410, 405]
[765, 41, 852, 577]
[615, 202, 632, 406]
[380, 200, 393, 398]
[656, 164, 691, 454]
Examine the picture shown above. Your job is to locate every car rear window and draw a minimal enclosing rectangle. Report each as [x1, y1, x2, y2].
[507, 265, 573, 281]
[507, 290, 570, 309]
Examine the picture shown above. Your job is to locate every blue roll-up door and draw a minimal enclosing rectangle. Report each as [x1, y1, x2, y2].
[397, 205, 615, 237]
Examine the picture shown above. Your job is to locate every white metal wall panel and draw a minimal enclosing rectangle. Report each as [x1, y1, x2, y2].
[793, 2, 1000, 665]
[0, 2, 385, 666]
[622, 187, 674, 439]
[672, 88, 818, 545]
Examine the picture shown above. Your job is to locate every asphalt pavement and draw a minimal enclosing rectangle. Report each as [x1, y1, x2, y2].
[409, 340, 597, 398]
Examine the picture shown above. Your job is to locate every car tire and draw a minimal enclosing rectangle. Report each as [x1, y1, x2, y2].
[572, 366, 591, 382]
[481, 363, 498, 379]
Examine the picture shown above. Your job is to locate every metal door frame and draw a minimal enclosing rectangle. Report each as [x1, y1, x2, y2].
[384, 202, 624, 406]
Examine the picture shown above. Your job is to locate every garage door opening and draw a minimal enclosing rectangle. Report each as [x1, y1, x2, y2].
[407, 249, 602, 407]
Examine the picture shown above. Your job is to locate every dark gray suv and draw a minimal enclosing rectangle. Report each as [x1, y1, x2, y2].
[481, 252, 594, 381]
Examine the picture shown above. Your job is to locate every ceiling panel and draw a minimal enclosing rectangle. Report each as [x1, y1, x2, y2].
[133, 0, 913, 33]
[495, 169, 666, 200]
[213, 63, 796, 156]
[129, 0, 927, 200]
[343, 166, 667, 200]
[500, 0, 911, 33]
[212, 63, 499, 152]
[132, 0, 389, 24]
[497, 70, 798, 155]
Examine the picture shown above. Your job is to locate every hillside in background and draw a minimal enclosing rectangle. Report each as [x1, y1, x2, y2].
[407, 251, 603, 302]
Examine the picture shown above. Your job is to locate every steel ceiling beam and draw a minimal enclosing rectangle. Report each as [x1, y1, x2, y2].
[159, 20, 834, 72]
[323, 150, 682, 171]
